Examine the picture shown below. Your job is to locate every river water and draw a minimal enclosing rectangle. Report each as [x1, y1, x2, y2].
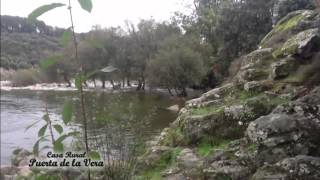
[0, 90, 180, 165]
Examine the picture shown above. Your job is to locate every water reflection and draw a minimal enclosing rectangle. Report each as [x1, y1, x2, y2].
[1, 90, 180, 165]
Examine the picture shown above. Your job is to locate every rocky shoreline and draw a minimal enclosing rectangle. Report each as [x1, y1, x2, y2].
[137, 9, 320, 179]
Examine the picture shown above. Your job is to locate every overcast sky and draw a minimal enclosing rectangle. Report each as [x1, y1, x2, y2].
[1, 0, 193, 33]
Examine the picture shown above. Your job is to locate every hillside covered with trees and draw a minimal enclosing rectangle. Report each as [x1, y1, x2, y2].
[1, 15, 64, 69]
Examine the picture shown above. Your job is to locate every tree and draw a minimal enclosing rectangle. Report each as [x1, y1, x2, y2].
[146, 35, 206, 96]
[193, 0, 274, 76]
[273, 0, 316, 23]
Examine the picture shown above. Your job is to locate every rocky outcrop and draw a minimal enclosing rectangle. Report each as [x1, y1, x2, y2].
[138, 9, 320, 180]
[247, 87, 320, 165]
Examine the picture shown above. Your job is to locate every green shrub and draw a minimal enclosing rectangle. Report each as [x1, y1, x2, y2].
[196, 137, 231, 157]
[161, 128, 186, 147]
[0, 68, 15, 80]
[11, 69, 48, 86]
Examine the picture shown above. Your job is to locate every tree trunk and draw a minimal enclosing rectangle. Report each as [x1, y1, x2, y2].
[110, 80, 115, 89]
[180, 87, 188, 97]
[174, 87, 179, 96]
[93, 78, 96, 88]
[167, 87, 174, 96]
[141, 76, 145, 90]
[136, 80, 142, 91]
[127, 79, 131, 87]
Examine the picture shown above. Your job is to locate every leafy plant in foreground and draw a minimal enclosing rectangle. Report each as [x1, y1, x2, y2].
[27, 0, 98, 179]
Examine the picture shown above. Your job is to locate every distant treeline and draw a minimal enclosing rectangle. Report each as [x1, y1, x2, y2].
[1, 0, 317, 95]
[1, 15, 64, 36]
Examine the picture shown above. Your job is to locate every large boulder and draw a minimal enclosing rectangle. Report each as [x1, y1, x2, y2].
[240, 48, 274, 70]
[278, 28, 320, 58]
[252, 155, 320, 180]
[247, 87, 320, 164]
[244, 81, 272, 92]
[261, 10, 319, 48]
[235, 49, 273, 83]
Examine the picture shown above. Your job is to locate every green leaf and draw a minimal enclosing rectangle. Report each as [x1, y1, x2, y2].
[28, 3, 65, 23]
[67, 131, 80, 137]
[39, 56, 61, 69]
[53, 124, 63, 134]
[53, 141, 64, 152]
[33, 137, 46, 156]
[78, 0, 93, 13]
[38, 124, 48, 137]
[55, 134, 68, 144]
[60, 29, 72, 47]
[89, 151, 101, 160]
[62, 101, 73, 124]
[40, 145, 51, 151]
[75, 74, 87, 90]
[42, 114, 50, 122]
[25, 119, 41, 132]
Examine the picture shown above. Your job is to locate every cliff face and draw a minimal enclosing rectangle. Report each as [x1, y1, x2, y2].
[139, 9, 320, 180]
[1, 16, 63, 69]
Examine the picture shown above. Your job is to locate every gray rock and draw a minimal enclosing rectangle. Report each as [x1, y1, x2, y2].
[224, 104, 245, 117]
[236, 68, 268, 83]
[252, 155, 320, 180]
[141, 146, 173, 167]
[244, 81, 271, 92]
[247, 88, 320, 164]
[270, 57, 297, 79]
[167, 105, 180, 112]
[261, 10, 319, 49]
[281, 28, 320, 58]
[186, 83, 234, 108]
[163, 173, 186, 180]
[161, 167, 185, 180]
[247, 114, 297, 147]
[204, 160, 252, 180]
[240, 48, 273, 70]
[177, 148, 203, 178]
[182, 114, 218, 143]
[177, 148, 203, 169]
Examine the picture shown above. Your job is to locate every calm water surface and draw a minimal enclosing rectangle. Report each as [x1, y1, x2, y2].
[0, 90, 180, 165]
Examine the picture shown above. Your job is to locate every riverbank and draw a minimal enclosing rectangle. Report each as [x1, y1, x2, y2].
[0, 80, 204, 100]
[136, 9, 320, 179]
